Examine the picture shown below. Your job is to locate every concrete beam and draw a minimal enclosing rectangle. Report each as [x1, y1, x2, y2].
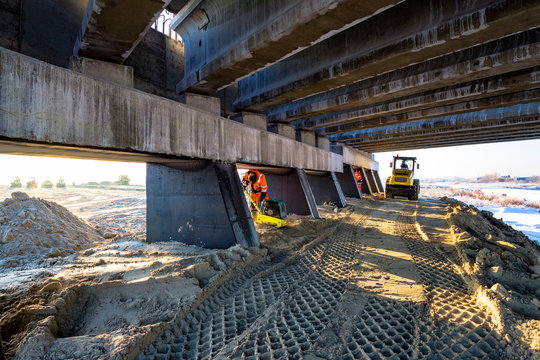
[274, 34, 540, 124]
[349, 117, 540, 152]
[348, 123, 540, 147]
[174, 0, 402, 94]
[0, 47, 347, 172]
[319, 88, 540, 135]
[74, 0, 171, 63]
[248, 18, 540, 114]
[297, 67, 540, 132]
[362, 130, 540, 152]
[332, 103, 540, 142]
[331, 144, 378, 171]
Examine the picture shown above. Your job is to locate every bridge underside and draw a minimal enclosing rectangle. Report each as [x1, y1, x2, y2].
[1, 0, 539, 248]
[170, 0, 540, 152]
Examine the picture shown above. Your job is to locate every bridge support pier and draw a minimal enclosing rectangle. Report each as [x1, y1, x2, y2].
[264, 169, 320, 219]
[335, 164, 362, 199]
[146, 161, 259, 248]
[362, 169, 381, 195]
[357, 168, 371, 194]
[305, 171, 346, 208]
[373, 171, 384, 194]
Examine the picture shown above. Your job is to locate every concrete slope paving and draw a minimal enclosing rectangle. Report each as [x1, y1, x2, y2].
[138, 198, 514, 359]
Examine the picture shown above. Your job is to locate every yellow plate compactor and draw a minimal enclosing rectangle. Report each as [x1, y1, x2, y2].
[244, 190, 287, 228]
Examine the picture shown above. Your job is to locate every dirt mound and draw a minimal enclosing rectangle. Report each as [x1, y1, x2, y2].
[442, 197, 540, 319]
[0, 192, 103, 268]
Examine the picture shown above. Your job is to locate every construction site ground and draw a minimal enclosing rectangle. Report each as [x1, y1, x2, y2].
[0, 187, 539, 359]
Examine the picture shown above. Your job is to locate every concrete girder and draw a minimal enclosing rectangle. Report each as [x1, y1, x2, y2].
[319, 88, 540, 136]
[342, 118, 540, 152]
[297, 67, 540, 132]
[236, 0, 540, 111]
[353, 127, 540, 152]
[0, 47, 346, 172]
[74, 0, 172, 63]
[267, 29, 540, 122]
[347, 120, 540, 147]
[331, 103, 540, 142]
[174, 0, 403, 94]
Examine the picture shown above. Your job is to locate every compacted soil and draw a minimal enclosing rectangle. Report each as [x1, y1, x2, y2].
[0, 188, 538, 359]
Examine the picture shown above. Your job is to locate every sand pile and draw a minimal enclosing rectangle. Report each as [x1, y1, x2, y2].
[442, 197, 540, 319]
[0, 192, 103, 268]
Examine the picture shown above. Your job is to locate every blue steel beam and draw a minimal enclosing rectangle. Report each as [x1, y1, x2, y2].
[329, 103, 540, 143]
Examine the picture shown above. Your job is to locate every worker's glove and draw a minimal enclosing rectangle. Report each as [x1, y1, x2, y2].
[261, 192, 267, 200]
[242, 179, 248, 188]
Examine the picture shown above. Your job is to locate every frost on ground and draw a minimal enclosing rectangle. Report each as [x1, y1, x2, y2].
[1, 188, 539, 359]
[0, 189, 263, 359]
[440, 197, 540, 342]
[423, 184, 540, 243]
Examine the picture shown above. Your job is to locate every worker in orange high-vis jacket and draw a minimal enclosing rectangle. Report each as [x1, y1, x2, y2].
[242, 169, 268, 213]
[354, 170, 363, 191]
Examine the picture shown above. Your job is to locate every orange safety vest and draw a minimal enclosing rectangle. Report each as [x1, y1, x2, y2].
[354, 171, 362, 182]
[243, 170, 268, 205]
[243, 170, 268, 193]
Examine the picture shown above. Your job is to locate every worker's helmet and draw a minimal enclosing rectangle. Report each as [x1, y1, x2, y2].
[248, 171, 257, 183]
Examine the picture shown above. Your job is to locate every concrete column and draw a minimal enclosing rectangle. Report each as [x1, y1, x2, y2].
[267, 123, 296, 140]
[264, 168, 320, 219]
[184, 92, 221, 115]
[336, 164, 362, 199]
[241, 112, 267, 130]
[214, 162, 259, 247]
[359, 168, 373, 194]
[373, 170, 384, 193]
[306, 170, 346, 208]
[146, 161, 259, 248]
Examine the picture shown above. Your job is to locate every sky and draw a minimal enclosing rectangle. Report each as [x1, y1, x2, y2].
[374, 138, 540, 182]
[1, 138, 540, 187]
[0, 155, 146, 186]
